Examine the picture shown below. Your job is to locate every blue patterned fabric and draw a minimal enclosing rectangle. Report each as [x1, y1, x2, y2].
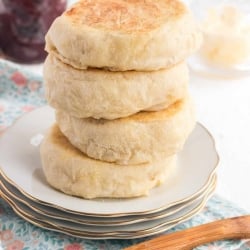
[0, 195, 249, 250]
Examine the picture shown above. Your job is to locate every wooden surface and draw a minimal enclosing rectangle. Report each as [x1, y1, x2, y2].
[124, 216, 250, 250]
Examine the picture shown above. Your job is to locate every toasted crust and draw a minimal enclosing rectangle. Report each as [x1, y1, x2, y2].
[40, 124, 177, 199]
[64, 0, 185, 33]
[45, 0, 202, 71]
[56, 96, 196, 165]
[44, 55, 189, 119]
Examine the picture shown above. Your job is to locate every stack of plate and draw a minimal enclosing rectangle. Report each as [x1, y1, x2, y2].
[0, 107, 219, 239]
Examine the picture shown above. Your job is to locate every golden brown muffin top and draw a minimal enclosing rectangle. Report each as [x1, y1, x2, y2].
[65, 0, 187, 33]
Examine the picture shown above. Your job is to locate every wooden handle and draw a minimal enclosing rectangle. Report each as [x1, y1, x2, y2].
[124, 215, 250, 250]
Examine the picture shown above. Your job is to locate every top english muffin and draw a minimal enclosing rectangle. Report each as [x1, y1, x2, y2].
[45, 0, 202, 71]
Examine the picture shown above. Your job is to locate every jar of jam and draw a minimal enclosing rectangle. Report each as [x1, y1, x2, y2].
[0, 0, 66, 64]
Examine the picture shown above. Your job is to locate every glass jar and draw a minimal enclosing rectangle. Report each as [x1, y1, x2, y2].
[188, 0, 250, 78]
[0, 0, 66, 64]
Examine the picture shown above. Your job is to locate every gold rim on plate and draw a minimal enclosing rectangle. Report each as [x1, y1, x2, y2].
[0, 172, 216, 226]
[0, 157, 218, 217]
[0, 182, 216, 239]
[0, 176, 217, 239]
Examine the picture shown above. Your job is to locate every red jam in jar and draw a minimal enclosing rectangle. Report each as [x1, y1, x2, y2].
[0, 0, 66, 63]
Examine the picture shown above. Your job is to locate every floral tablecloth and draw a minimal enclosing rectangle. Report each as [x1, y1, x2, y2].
[0, 60, 249, 250]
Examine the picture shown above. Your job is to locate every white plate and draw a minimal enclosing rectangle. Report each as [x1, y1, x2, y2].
[0, 173, 216, 226]
[0, 183, 215, 239]
[0, 106, 219, 216]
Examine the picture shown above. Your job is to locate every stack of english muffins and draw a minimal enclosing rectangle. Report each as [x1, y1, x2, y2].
[40, 0, 202, 199]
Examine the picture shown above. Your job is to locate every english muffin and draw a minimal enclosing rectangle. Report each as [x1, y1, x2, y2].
[40, 125, 177, 199]
[56, 96, 195, 165]
[45, 0, 202, 71]
[44, 55, 189, 119]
